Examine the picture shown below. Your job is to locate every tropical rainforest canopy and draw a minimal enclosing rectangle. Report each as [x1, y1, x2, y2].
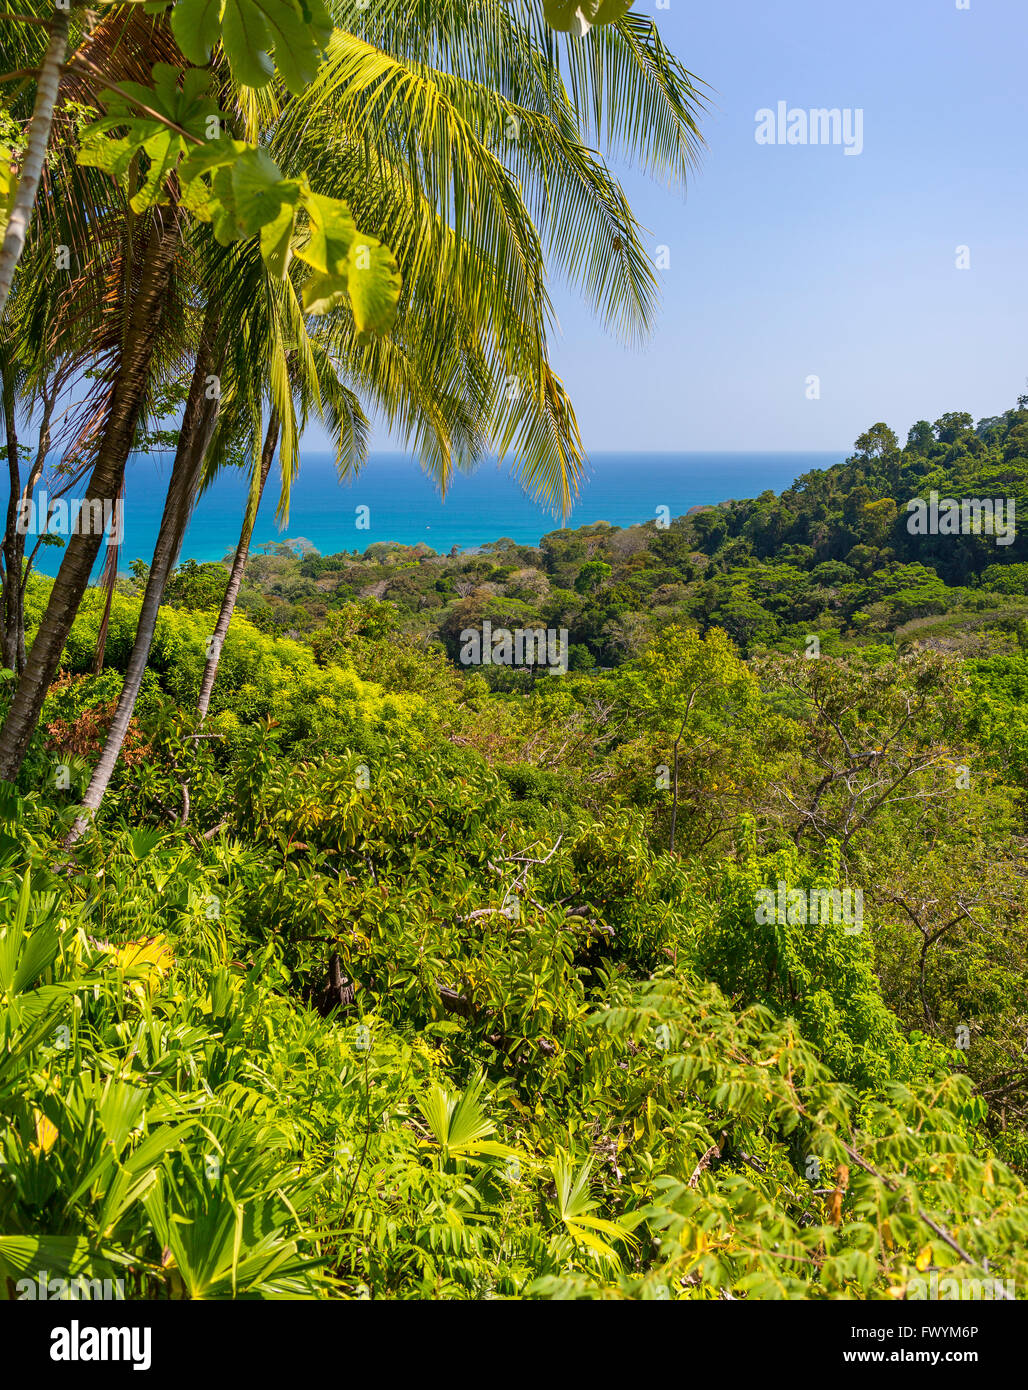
[1, 0, 1026, 1306]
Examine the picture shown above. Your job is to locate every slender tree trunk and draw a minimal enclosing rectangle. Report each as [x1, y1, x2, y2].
[668, 692, 697, 857]
[92, 497, 122, 673]
[0, 9, 70, 317]
[1, 365, 21, 671]
[14, 387, 57, 673]
[195, 411, 279, 724]
[0, 214, 178, 782]
[64, 326, 221, 845]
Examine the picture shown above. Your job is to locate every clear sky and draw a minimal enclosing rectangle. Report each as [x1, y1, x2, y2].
[310, 0, 1028, 455]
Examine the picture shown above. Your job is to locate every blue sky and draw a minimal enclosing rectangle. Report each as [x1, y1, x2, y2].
[305, 0, 1028, 456]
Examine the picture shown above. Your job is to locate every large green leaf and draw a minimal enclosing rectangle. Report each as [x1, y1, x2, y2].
[169, 0, 223, 68]
[78, 64, 224, 212]
[0, 873, 46, 996]
[543, 0, 634, 34]
[192, 0, 334, 94]
[259, 196, 298, 278]
[198, 145, 301, 244]
[296, 191, 401, 332]
[12, 921, 59, 996]
[416, 1073, 515, 1164]
[179, 147, 397, 327]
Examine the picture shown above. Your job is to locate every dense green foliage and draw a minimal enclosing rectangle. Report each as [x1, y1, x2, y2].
[3, 426, 1028, 1300]
[211, 403, 1028, 670]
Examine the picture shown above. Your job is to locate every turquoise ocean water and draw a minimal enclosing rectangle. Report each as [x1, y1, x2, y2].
[21, 450, 847, 577]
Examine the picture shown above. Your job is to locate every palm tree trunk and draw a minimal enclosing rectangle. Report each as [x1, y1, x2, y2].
[1, 364, 21, 671]
[3, 373, 55, 673]
[0, 213, 178, 783]
[195, 411, 280, 724]
[14, 385, 57, 673]
[0, 8, 70, 316]
[92, 494, 122, 673]
[64, 327, 221, 845]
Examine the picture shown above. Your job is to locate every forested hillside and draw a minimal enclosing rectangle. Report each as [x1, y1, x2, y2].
[181, 401, 1028, 671]
[4, 415, 1028, 1299]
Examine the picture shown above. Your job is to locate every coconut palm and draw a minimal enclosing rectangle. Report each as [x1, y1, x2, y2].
[0, 6, 196, 780]
[3, 0, 707, 800]
[62, 177, 502, 841]
[0, 2, 403, 781]
[61, 258, 367, 843]
[190, 0, 706, 726]
[64, 222, 508, 840]
[0, 169, 129, 675]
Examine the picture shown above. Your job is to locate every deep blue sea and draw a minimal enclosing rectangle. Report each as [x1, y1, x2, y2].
[21, 450, 847, 578]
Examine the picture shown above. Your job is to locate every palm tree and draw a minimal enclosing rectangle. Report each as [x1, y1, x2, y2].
[0, 215, 180, 781]
[0, 2, 408, 782]
[192, 286, 495, 728]
[65, 237, 491, 839]
[0, 6, 193, 780]
[62, 304, 224, 843]
[189, 0, 706, 726]
[0, 332, 25, 670]
[4, 1, 706, 800]
[0, 201, 107, 674]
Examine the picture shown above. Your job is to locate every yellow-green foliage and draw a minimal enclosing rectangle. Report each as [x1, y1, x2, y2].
[39, 584, 427, 754]
[5, 590, 1028, 1300]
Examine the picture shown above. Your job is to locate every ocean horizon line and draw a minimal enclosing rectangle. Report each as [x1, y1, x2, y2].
[11, 449, 852, 578]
